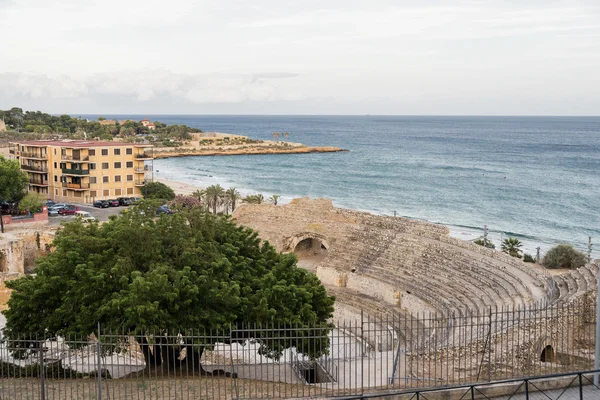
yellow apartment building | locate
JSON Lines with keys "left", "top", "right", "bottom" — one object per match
{"left": 8, "top": 140, "right": 153, "bottom": 203}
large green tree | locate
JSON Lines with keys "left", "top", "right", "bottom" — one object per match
{"left": 0, "top": 155, "right": 29, "bottom": 233}
{"left": 4, "top": 204, "right": 334, "bottom": 368}
{"left": 205, "top": 184, "right": 225, "bottom": 214}
{"left": 141, "top": 181, "right": 176, "bottom": 200}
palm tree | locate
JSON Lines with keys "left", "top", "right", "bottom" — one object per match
{"left": 225, "top": 187, "right": 241, "bottom": 213}
{"left": 205, "top": 184, "right": 225, "bottom": 214}
{"left": 242, "top": 194, "right": 265, "bottom": 204}
{"left": 502, "top": 237, "right": 523, "bottom": 258}
{"left": 268, "top": 194, "right": 280, "bottom": 205}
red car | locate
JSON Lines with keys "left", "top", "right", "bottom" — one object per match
{"left": 58, "top": 205, "right": 80, "bottom": 215}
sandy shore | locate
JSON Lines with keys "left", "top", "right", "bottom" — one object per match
{"left": 156, "top": 178, "right": 204, "bottom": 195}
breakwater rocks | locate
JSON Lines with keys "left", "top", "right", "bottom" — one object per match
{"left": 153, "top": 146, "right": 348, "bottom": 159}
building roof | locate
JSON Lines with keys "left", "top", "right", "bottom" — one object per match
{"left": 10, "top": 140, "right": 152, "bottom": 148}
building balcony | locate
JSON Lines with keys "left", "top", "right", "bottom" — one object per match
{"left": 29, "top": 179, "right": 48, "bottom": 186}
{"left": 62, "top": 182, "right": 90, "bottom": 190}
{"left": 135, "top": 180, "right": 147, "bottom": 186}
{"left": 135, "top": 153, "right": 152, "bottom": 159}
{"left": 134, "top": 168, "right": 145, "bottom": 173}
{"left": 9, "top": 149, "right": 16, "bottom": 155}
{"left": 61, "top": 155, "right": 90, "bottom": 162}
{"left": 21, "top": 164, "right": 48, "bottom": 173}
{"left": 61, "top": 168, "right": 90, "bottom": 175}
{"left": 21, "top": 152, "right": 48, "bottom": 160}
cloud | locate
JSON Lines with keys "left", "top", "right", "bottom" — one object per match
{"left": 0, "top": 70, "right": 304, "bottom": 105}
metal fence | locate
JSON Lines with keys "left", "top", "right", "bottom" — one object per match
{"left": 0, "top": 297, "right": 596, "bottom": 399}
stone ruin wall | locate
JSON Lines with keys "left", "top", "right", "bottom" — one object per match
{"left": 0, "top": 230, "right": 54, "bottom": 277}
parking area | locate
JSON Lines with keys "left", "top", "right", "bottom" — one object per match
{"left": 48, "top": 204, "right": 125, "bottom": 226}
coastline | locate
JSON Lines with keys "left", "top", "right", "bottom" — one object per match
{"left": 153, "top": 146, "right": 348, "bottom": 159}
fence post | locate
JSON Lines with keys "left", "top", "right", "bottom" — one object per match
{"left": 97, "top": 323, "right": 102, "bottom": 400}
{"left": 39, "top": 345, "right": 46, "bottom": 400}
{"left": 579, "top": 373, "right": 583, "bottom": 399}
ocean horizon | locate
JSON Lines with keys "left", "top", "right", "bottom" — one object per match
{"left": 81, "top": 114, "right": 600, "bottom": 258}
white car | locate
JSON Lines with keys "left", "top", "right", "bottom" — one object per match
{"left": 74, "top": 211, "right": 97, "bottom": 223}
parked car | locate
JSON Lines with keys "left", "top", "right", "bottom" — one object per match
{"left": 117, "top": 197, "right": 131, "bottom": 206}
{"left": 93, "top": 200, "right": 109, "bottom": 208}
{"left": 129, "top": 197, "right": 142, "bottom": 204}
{"left": 48, "top": 204, "right": 68, "bottom": 215}
{"left": 156, "top": 205, "right": 173, "bottom": 215}
{"left": 58, "top": 205, "right": 80, "bottom": 215}
{"left": 107, "top": 199, "right": 120, "bottom": 207}
{"left": 46, "top": 199, "right": 56, "bottom": 207}
{"left": 74, "top": 211, "right": 97, "bottom": 223}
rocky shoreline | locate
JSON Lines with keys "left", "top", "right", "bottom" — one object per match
{"left": 153, "top": 146, "right": 348, "bottom": 159}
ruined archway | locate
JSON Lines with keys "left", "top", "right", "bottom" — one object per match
{"left": 284, "top": 233, "right": 330, "bottom": 271}
{"left": 540, "top": 345, "right": 555, "bottom": 363}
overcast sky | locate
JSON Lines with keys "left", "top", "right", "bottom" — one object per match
{"left": 1, "top": 0, "right": 599, "bottom": 115}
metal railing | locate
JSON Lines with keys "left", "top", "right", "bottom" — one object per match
{"left": 135, "top": 153, "right": 152, "bottom": 159}
{"left": 21, "top": 164, "right": 48, "bottom": 173}
{"left": 135, "top": 180, "right": 147, "bottom": 185}
{"left": 61, "top": 168, "right": 90, "bottom": 175}
{"left": 28, "top": 179, "right": 48, "bottom": 186}
{"left": 20, "top": 152, "right": 48, "bottom": 159}
{"left": 62, "top": 182, "right": 91, "bottom": 189}
{"left": 0, "top": 297, "right": 596, "bottom": 399}
{"left": 61, "top": 155, "right": 90, "bottom": 161}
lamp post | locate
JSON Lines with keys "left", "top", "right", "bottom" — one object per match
{"left": 595, "top": 260, "right": 600, "bottom": 387}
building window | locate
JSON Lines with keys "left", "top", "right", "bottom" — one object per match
{"left": 89, "top": 149, "right": 96, "bottom": 156}
{"left": 114, "top": 162, "right": 121, "bottom": 169}
{"left": 127, "top": 187, "right": 134, "bottom": 195}
{"left": 103, "top": 176, "right": 109, "bottom": 183}
{"left": 55, "top": 189, "right": 58, "bottom": 195}
{"left": 63, "top": 190, "right": 68, "bottom": 196}
{"left": 90, "top": 190, "right": 97, "bottom": 197}
{"left": 126, "top": 161, "right": 133, "bottom": 168}
{"left": 60, "top": 162, "right": 66, "bottom": 169}
{"left": 115, "top": 189, "right": 122, "bottom": 196}
{"left": 90, "top": 177, "right": 97, "bottom": 184}
{"left": 115, "top": 175, "right": 122, "bottom": 182}
{"left": 74, "top": 191, "right": 82, "bottom": 198}
{"left": 103, "top": 189, "right": 110, "bottom": 196}
{"left": 102, "top": 162, "right": 109, "bottom": 169}
{"left": 53, "top": 149, "right": 57, "bottom": 155}
{"left": 126, "top": 148, "right": 133, "bottom": 155}
{"left": 54, "top": 175, "right": 57, "bottom": 182}
{"left": 89, "top": 163, "right": 96, "bottom": 170}
{"left": 54, "top": 162, "right": 57, "bottom": 168}
{"left": 126, "top": 175, "right": 133, "bottom": 181}
{"left": 114, "top": 149, "right": 121, "bottom": 156}
{"left": 101, "top": 149, "right": 108, "bottom": 156}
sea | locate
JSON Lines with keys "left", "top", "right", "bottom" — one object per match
{"left": 85, "top": 115, "right": 600, "bottom": 258}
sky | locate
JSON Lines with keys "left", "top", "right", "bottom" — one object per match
{"left": 1, "top": 0, "right": 599, "bottom": 115}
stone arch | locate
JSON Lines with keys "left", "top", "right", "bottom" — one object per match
{"left": 540, "top": 344, "right": 555, "bottom": 363}
{"left": 284, "top": 232, "right": 330, "bottom": 258}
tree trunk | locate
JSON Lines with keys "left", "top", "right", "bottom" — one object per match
{"left": 0, "top": 209, "right": 4, "bottom": 234}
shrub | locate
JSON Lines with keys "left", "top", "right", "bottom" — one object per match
{"left": 18, "top": 192, "right": 45, "bottom": 214}
{"left": 474, "top": 237, "right": 495, "bottom": 249}
{"left": 523, "top": 253, "right": 536, "bottom": 263}
{"left": 542, "top": 244, "right": 587, "bottom": 269}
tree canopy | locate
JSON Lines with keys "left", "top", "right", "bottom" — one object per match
{"left": 0, "top": 155, "right": 28, "bottom": 203}
{"left": 141, "top": 181, "right": 176, "bottom": 201}
{"left": 3, "top": 203, "right": 335, "bottom": 359}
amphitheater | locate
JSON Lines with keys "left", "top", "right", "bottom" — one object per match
{"left": 233, "top": 197, "right": 599, "bottom": 387}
